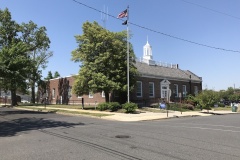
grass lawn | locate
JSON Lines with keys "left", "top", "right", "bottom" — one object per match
{"left": 15, "top": 105, "right": 113, "bottom": 117}
{"left": 212, "top": 106, "right": 232, "bottom": 111}
{"left": 19, "top": 103, "right": 97, "bottom": 109}
{"left": 139, "top": 106, "right": 233, "bottom": 113}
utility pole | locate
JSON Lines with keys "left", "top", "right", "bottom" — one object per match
{"left": 101, "top": 5, "right": 108, "bottom": 29}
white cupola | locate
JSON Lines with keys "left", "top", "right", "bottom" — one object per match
{"left": 143, "top": 38, "right": 153, "bottom": 60}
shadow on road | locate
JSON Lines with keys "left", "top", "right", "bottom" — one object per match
{"left": 0, "top": 110, "right": 49, "bottom": 116}
{"left": 0, "top": 117, "right": 84, "bottom": 137}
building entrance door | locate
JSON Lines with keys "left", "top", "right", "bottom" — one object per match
{"left": 161, "top": 87, "right": 168, "bottom": 99}
{"left": 160, "top": 79, "right": 171, "bottom": 102}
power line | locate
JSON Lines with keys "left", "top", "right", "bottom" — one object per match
{"left": 180, "top": 0, "right": 240, "bottom": 21}
{"left": 71, "top": 0, "right": 240, "bottom": 53}
{"left": 129, "top": 22, "right": 240, "bottom": 53}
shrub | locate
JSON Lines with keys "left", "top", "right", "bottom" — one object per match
{"left": 168, "top": 103, "right": 178, "bottom": 110}
{"left": 97, "top": 102, "right": 109, "bottom": 111}
{"left": 182, "top": 103, "right": 194, "bottom": 110}
{"left": 153, "top": 104, "right": 159, "bottom": 108}
{"left": 122, "top": 102, "right": 138, "bottom": 113}
{"left": 218, "top": 103, "right": 225, "bottom": 108}
{"left": 108, "top": 102, "right": 121, "bottom": 112}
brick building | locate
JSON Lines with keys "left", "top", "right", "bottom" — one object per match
{"left": 42, "top": 40, "right": 202, "bottom": 106}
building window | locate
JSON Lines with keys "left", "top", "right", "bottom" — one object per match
{"left": 136, "top": 81, "right": 142, "bottom": 97}
{"left": 89, "top": 92, "right": 93, "bottom": 98}
{"left": 46, "top": 90, "right": 48, "bottom": 97}
{"left": 68, "top": 86, "right": 72, "bottom": 98}
{"left": 102, "top": 91, "right": 105, "bottom": 98}
{"left": 162, "top": 86, "right": 167, "bottom": 90}
{"left": 182, "top": 85, "right": 187, "bottom": 97}
{"left": 173, "top": 84, "right": 178, "bottom": 97}
{"left": 194, "top": 86, "right": 198, "bottom": 95}
{"left": 149, "top": 82, "right": 154, "bottom": 97}
{"left": 52, "top": 88, "right": 55, "bottom": 99}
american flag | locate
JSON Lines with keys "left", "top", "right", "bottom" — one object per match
{"left": 117, "top": 9, "right": 127, "bottom": 18}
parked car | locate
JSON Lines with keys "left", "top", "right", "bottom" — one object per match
{"left": 223, "top": 100, "right": 230, "bottom": 106}
{"left": 21, "top": 100, "right": 30, "bottom": 103}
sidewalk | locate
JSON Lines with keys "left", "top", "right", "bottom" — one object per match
{"left": 15, "top": 106, "right": 239, "bottom": 122}
{"left": 101, "top": 109, "right": 238, "bottom": 121}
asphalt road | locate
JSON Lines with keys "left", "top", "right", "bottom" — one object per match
{"left": 1, "top": 107, "right": 240, "bottom": 160}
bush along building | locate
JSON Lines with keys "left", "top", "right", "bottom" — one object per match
{"left": 41, "top": 40, "right": 202, "bottom": 106}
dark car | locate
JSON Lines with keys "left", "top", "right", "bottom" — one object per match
{"left": 224, "top": 101, "right": 230, "bottom": 106}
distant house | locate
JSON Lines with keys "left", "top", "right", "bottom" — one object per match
{"left": 0, "top": 91, "right": 30, "bottom": 104}
{"left": 0, "top": 91, "right": 11, "bottom": 104}
{"left": 43, "top": 40, "right": 202, "bottom": 106}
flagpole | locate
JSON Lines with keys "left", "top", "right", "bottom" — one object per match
{"left": 127, "top": 6, "right": 130, "bottom": 103}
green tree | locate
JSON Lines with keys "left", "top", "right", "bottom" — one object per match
{"left": 0, "top": 8, "right": 52, "bottom": 105}
{"left": 196, "top": 89, "right": 220, "bottom": 110}
{"left": 0, "top": 8, "right": 31, "bottom": 106}
{"left": 71, "top": 21, "right": 137, "bottom": 102}
{"left": 218, "top": 87, "right": 240, "bottom": 104}
{"left": 229, "top": 94, "right": 240, "bottom": 102}
{"left": 45, "top": 71, "right": 53, "bottom": 80}
{"left": 20, "top": 21, "right": 52, "bottom": 103}
{"left": 53, "top": 71, "right": 60, "bottom": 78}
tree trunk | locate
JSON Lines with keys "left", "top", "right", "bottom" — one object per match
{"left": 31, "top": 82, "right": 35, "bottom": 104}
{"left": 11, "top": 89, "right": 18, "bottom": 106}
{"left": 105, "top": 91, "right": 110, "bottom": 102}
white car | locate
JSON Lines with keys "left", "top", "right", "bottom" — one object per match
{"left": 21, "top": 100, "right": 30, "bottom": 103}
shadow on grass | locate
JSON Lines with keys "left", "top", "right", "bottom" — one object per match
{"left": 0, "top": 118, "right": 84, "bottom": 137}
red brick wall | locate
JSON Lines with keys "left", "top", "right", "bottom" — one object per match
{"left": 46, "top": 76, "right": 202, "bottom": 106}
{"left": 48, "top": 77, "right": 106, "bottom": 105}
{"left": 130, "top": 76, "right": 202, "bottom": 106}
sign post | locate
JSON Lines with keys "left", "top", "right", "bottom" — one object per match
{"left": 179, "top": 93, "right": 182, "bottom": 114}
{"left": 82, "top": 98, "right": 84, "bottom": 109}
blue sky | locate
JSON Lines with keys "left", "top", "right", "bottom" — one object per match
{"left": 1, "top": 0, "right": 240, "bottom": 91}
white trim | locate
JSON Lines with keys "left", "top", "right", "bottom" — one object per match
{"left": 149, "top": 82, "right": 154, "bottom": 97}
{"left": 136, "top": 81, "right": 142, "bottom": 97}
{"left": 52, "top": 88, "right": 55, "bottom": 99}
{"left": 101, "top": 91, "right": 105, "bottom": 98}
{"left": 182, "top": 85, "right": 187, "bottom": 97}
{"left": 194, "top": 86, "right": 198, "bottom": 95}
{"left": 89, "top": 92, "right": 93, "bottom": 98}
{"left": 140, "top": 74, "right": 202, "bottom": 83}
{"left": 160, "top": 79, "right": 170, "bottom": 101}
{"left": 174, "top": 84, "right": 178, "bottom": 97}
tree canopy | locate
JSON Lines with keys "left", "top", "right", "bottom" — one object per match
{"left": 196, "top": 89, "right": 220, "bottom": 110}
{"left": 0, "top": 8, "right": 51, "bottom": 105}
{"left": 45, "top": 71, "right": 53, "bottom": 80}
{"left": 20, "top": 20, "right": 52, "bottom": 103}
{"left": 71, "top": 21, "right": 137, "bottom": 102}
{"left": 54, "top": 71, "right": 60, "bottom": 78}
